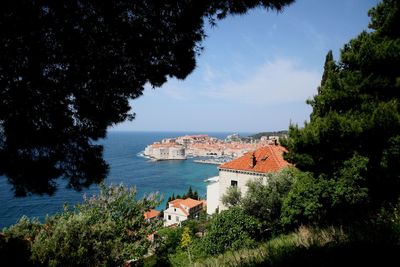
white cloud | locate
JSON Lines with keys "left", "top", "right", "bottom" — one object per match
{"left": 201, "top": 58, "right": 321, "bottom": 106}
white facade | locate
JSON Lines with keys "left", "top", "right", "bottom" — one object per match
{"left": 206, "top": 145, "right": 290, "bottom": 215}
{"left": 217, "top": 168, "right": 266, "bottom": 211}
{"left": 144, "top": 145, "right": 186, "bottom": 160}
{"left": 163, "top": 198, "right": 203, "bottom": 226}
{"left": 164, "top": 206, "right": 190, "bottom": 226}
{"left": 206, "top": 176, "right": 220, "bottom": 215}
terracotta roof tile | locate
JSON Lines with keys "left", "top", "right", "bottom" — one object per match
{"left": 144, "top": 209, "right": 160, "bottom": 220}
{"left": 219, "top": 145, "right": 290, "bottom": 173}
{"left": 168, "top": 198, "right": 203, "bottom": 216}
{"left": 179, "top": 198, "right": 203, "bottom": 208}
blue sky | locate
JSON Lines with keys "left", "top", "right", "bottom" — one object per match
{"left": 111, "top": 0, "right": 378, "bottom": 133}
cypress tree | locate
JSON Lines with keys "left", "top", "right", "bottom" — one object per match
{"left": 187, "top": 186, "right": 194, "bottom": 199}
{"left": 283, "top": 0, "right": 400, "bottom": 225}
{"left": 193, "top": 190, "right": 199, "bottom": 200}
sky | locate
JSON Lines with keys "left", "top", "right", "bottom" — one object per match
{"left": 111, "top": 0, "right": 379, "bottom": 133}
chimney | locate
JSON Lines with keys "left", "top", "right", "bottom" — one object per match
{"left": 250, "top": 153, "right": 256, "bottom": 168}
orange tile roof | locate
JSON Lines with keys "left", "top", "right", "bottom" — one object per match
{"left": 144, "top": 209, "right": 160, "bottom": 220}
{"left": 169, "top": 198, "right": 203, "bottom": 216}
{"left": 180, "top": 198, "right": 203, "bottom": 208}
{"left": 219, "top": 145, "right": 290, "bottom": 173}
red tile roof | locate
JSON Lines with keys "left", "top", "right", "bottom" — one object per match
{"left": 144, "top": 209, "right": 160, "bottom": 220}
{"left": 219, "top": 145, "right": 290, "bottom": 173}
{"left": 169, "top": 198, "right": 203, "bottom": 216}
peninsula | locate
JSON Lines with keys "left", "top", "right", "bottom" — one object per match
{"left": 143, "top": 133, "right": 282, "bottom": 161}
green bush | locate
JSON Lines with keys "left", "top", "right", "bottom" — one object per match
{"left": 200, "top": 206, "right": 260, "bottom": 256}
{"left": 0, "top": 216, "right": 42, "bottom": 266}
{"left": 194, "top": 226, "right": 400, "bottom": 267}
{"left": 241, "top": 167, "right": 297, "bottom": 234}
{"left": 1, "top": 184, "right": 161, "bottom": 267}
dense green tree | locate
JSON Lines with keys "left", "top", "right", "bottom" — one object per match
{"left": 187, "top": 186, "right": 194, "bottom": 199}
{"left": 283, "top": 0, "right": 400, "bottom": 225}
{"left": 221, "top": 185, "right": 242, "bottom": 207}
{"left": 241, "top": 168, "right": 296, "bottom": 233}
{"left": 155, "top": 226, "right": 184, "bottom": 266}
{"left": 193, "top": 190, "right": 199, "bottom": 200}
{"left": 1, "top": 184, "right": 161, "bottom": 267}
{"left": 201, "top": 206, "right": 260, "bottom": 255}
{"left": 0, "top": 216, "right": 42, "bottom": 266}
{"left": 0, "top": 0, "right": 294, "bottom": 196}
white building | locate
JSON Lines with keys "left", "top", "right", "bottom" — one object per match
{"left": 164, "top": 198, "right": 204, "bottom": 226}
{"left": 205, "top": 176, "right": 220, "bottom": 215}
{"left": 144, "top": 144, "right": 186, "bottom": 160}
{"left": 207, "top": 145, "right": 290, "bottom": 213}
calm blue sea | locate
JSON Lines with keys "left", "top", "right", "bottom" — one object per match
{"left": 0, "top": 131, "right": 248, "bottom": 229}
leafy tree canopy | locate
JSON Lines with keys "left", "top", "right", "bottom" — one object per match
{"left": 1, "top": 184, "right": 161, "bottom": 266}
{"left": 241, "top": 167, "right": 296, "bottom": 233}
{"left": 221, "top": 185, "right": 242, "bottom": 207}
{"left": 0, "top": 0, "right": 294, "bottom": 196}
{"left": 283, "top": 0, "right": 400, "bottom": 225}
{"left": 201, "top": 206, "right": 260, "bottom": 255}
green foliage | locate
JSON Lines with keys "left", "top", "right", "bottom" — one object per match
{"left": 168, "top": 234, "right": 211, "bottom": 267}
{"left": 281, "top": 172, "right": 327, "bottom": 227}
{"left": 180, "top": 227, "right": 193, "bottom": 264}
{"left": 180, "top": 227, "right": 192, "bottom": 249}
{"left": 155, "top": 227, "right": 185, "bottom": 265}
{"left": 155, "top": 208, "right": 210, "bottom": 265}
{"left": 194, "top": 226, "right": 400, "bottom": 267}
{"left": 166, "top": 186, "right": 201, "bottom": 209}
{"left": 241, "top": 168, "right": 296, "bottom": 233}
{"left": 181, "top": 210, "right": 209, "bottom": 236}
{"left": 31, "top": 184, "right": 161, "bottom": 266}
{"left": 371, "top": 200, "right": 400, "bottom": 244}
{"left": 0, "top": 216, "right": 43, "bottom": 266}
{"left": 281, "top": 156, "right": 370, "bottom": 227}
{"left": 221, "top": 186, "right": 242, "bottom": 207}
{"left": 184, "top": 186, "right": 199, "bottom": 200}
{"left": 200, "top": 206, "right": 260, "bottom": 256}
{"left": 157, "top": 224, "right": 208, "bottom": 266}
{"left": 1, "top": 184, "right": 161, "bottom": 267}
{"left": 283, "top": 0, "right": 400, "bottom": 225}
{"left": 194, "top": 226, "right": 347, "bottom": 266}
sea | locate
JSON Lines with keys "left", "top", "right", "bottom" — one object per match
{"left": 0, "top": 131, "right": 249, "bottom": 229}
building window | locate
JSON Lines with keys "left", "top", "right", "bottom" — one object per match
{"left": 168, "top": 215, "right": 171, "bottom": 220}
{"left": 231, "top": 180, "right": 238, "bottom": 187}
{"left": 176, "top": 216, "right": 179, "bottom": 222}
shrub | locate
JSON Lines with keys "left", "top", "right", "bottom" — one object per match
{"left": 200, "top": 206, "right": 260, "bottom": 256}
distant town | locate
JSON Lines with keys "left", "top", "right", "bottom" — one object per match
{"left": 143, "top": 132, "right": 288, "bottom": 163}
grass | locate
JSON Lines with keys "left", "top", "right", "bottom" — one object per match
{"left": 192, "top": 226, "right": 399, "bottom": 267}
